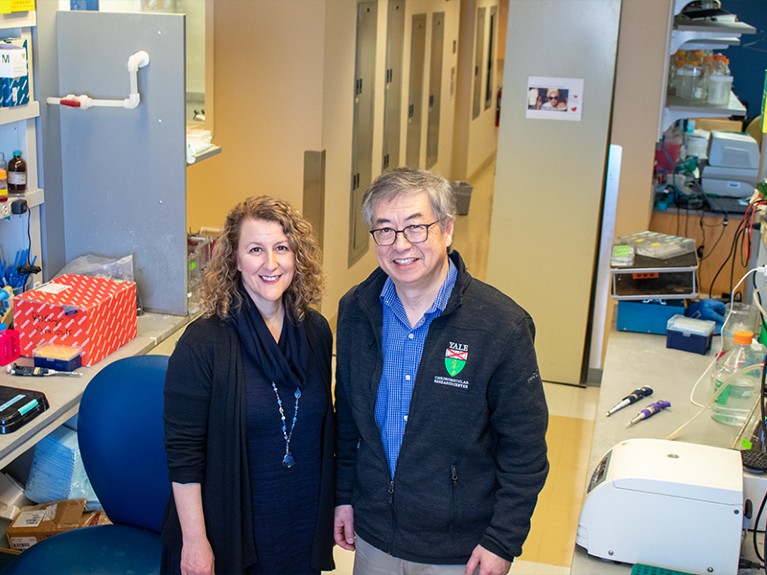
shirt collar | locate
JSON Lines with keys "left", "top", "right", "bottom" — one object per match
{"left": 380, "top": 257, "right": 458, "bottom": 320}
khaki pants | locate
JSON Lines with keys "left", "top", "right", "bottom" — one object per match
{"left": 353, "top": 536, "right": 479, "bottom": 575}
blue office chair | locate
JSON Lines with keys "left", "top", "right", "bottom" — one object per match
{"left": 1, "top": 354, "right": 171, "bottom": 575}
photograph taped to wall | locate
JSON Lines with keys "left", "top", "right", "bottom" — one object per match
{"left": 526, "top": 76, "right": 583, "bottom": 122}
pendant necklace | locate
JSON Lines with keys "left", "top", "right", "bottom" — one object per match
{"left": 271, "top": 382, "right": 301, "bottom": 468}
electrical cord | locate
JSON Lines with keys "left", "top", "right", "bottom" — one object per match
{"left": 755, "top": 285, "right": 767, "bottom": 340}
{"left": 708, "top": 216, "right": 747, "bottom": 299}
{"left": 753, "top": 485, "right": 767, "bottom": 564}
{"left": 19, "top": 206, "right": 39, "bottom": 280}
{"left": 698, "top": 211, "right": 727, "bottom": 262}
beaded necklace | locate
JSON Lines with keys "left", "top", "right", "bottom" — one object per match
{"left": 271, "top": 382, "right": 301, "bottom": 468}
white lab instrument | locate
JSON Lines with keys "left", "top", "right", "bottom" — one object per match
{"left": 702, "top": 131, "right": 760, "bottom": 197}
{"left": 576, "top": 438, "right": 743, "bottom": 575}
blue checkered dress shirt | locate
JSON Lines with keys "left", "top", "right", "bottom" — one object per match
{"left": 375, "top": 260, "right": 458, "bottom": 478}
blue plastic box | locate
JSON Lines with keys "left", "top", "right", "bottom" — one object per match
{"left": 616, "top": 300, "right": 685, "bottom": 334}
{"left": 665, "top": 315, "right": 715, "bottom": 355}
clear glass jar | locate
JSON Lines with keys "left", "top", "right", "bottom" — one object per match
{"left": 675, "top": 64, "right": 706, "bottom": 101}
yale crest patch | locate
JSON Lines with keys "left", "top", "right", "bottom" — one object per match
{"left": 444, "top": 342, "right": 468, "bottom": 377}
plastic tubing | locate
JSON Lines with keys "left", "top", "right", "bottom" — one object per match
{"left": 46, "top": 51, "right": 150, "bottom": 110}
{"left": 666, "top": 362, "right": 764, "bottom": 441}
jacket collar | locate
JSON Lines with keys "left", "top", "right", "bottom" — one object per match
{"left": 353, "top": 250, "right": 471, "bottom": 319}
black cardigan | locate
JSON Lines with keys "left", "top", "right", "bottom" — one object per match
{"left": 162, "top": 309, "right": 335, "bottom": 574}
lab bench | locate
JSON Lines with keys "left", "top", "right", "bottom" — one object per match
{"left": 570, "top": 329, "right": 758, "bottom": 574}
{"left": 0, "top": 312, "right": 188, "bottom": 471}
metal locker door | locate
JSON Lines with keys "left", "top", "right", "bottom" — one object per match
{"left": 382, "top": 0, "right": 405, "bottom": 172}
{"left": 472, "top": 7, "right": 485, "bottom": 120}
{"left": 425, "top": 11, "right": 444, "bottom": 169}
{"left": 405, "top": 13, "right": 426, "bottom": 168}
{"left": 484, "top": 6, "right": 497, "bottom": 111}
{"left": 349, "top": 1, "right": 377, "bottom": 266}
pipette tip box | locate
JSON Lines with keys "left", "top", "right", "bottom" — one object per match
{"left": 666, "top": 315, "right": 715, "bottom": 355}
{"left": 33, "top": 344, "right": 81, "bottom": 372}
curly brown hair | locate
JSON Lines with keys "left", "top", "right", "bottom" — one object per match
{"left": 198, "top": 196, "right": 324, "bottom": 322}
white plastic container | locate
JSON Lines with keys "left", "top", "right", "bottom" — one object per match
{"left": 707, "top": 74, "right": 733, "bottom": 106}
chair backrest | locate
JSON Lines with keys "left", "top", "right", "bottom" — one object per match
{"left": 77, "top": 354, "right": 170, "bottom": 534}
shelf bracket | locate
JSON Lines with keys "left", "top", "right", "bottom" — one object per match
{"left": 46, "top": 51, "right": 150, "bottom": 110}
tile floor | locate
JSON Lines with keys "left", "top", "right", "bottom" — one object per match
{"left": 325, "top": 160, "right": 601, "bottom": 574}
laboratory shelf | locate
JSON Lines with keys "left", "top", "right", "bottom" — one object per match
{"left": 662, "top": 91, "right": 746, "bottom": 132}
{"left": 188, "top": 144, "right": 221, "bottom": 165}
{"left": 673, "top": 18, "right": 756, "bottom": 36}
{"left": 19, "top": 187, "right": 43, "bottom": 209}
{"left": 0, "top": 101, "right": 39, "bottom": 126}
{"left": 0, "top": 10, "right": 35, "bottom": 30}
{"left": 669, "top": 13, "right": 756, "bottom": 59}
{"left": 660, "top": 2, "right": 756, "bottom": 135}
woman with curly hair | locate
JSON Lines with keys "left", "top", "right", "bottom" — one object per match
{"left": 162, "top": 196, "right": 335, "bottom": 575}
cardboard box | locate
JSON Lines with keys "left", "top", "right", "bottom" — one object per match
{"left": 0, "top": 38, "right": 27, "bottom": 107}
{"left": 15, "top": 274, "right": 137, "bottom": 366}
{"left": 6, "top": 499, "right": 110, "bottom": 551}
{"left": 0, "top": 42, "right": 25, "bottom": 78}
{"left": 0, "top": 472, "right": 30, "bottom": 521}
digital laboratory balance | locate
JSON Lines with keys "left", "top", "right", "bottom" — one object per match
{"left": 576, "top": 438, "right": 743, "bottom": 575}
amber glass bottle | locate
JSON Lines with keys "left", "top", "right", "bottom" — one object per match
{"left": 7, "top": 150, "right": 26, "bottom": 194}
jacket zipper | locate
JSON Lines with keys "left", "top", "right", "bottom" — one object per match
{"left": 387, "top": 479, "right": 396, "bottom": 553}
{"left": 450, "top": 465, "right": 458, "bottom": 533}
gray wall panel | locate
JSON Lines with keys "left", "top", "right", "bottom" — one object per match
{"left": 488, "top": 0, "right": 621, "bottom": 385}
{"left": 56, "top": 11, "right": 187, "bottom": 315}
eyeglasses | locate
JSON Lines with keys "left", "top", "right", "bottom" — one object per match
{"left": 370, "top": 221, "right": 440, "bottom": 246}
{"left": 547, "top": 96, "right": 558, "bottom": 100}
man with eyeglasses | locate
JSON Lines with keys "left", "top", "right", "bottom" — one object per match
{"left": 334, "top": 168, "right": 549, "bottom": 575}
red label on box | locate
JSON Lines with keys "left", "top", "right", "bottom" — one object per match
{"left": 14, "top": 275, "right": 137, "bottom": 366}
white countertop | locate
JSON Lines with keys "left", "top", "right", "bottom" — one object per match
{"left": 571, "top": 330, "right": 752, "bottom": 573}
{"left": 0, "top": 312, "right": 188, "bottom": 470}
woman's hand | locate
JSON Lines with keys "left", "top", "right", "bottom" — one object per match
{"left": 180, "top": 536, "right": 215, "bottom": 575}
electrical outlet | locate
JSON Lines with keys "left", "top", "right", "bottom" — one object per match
{"left": 0, "top": 202, "right": 11, "bottom": 218}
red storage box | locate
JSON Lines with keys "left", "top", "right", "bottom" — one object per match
{"left": 14, "top": 274, "right": 137, "bottom": 366}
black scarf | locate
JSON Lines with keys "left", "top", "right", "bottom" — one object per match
{"left": 229, "top": 281, "right": 309, "bottom": 389}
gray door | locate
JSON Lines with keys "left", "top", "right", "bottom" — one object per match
{"left": 484, "top": 6, "right": 497, "bottom": 111}
{"left": 472, "top": 7, "right": 485, "bottom": 120}
{"left": 405, "top": 13, "right": 426, "bottom": 168}
{"left": 425, "top": 12, "right": 444, "bottom": 169}
{"left": 382, "top": 0, "right": 405, "bottom": 172}
{"left": 349, "top": 1, "right": 377, "bottom": 266}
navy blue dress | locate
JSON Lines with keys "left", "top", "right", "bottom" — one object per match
{"left": 244, "top": 328, "right": 325, "bottom": 575}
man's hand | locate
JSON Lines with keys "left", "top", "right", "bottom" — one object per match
{"left": 334, "top": 504, "right": 356, "bottom": 551}
{"left": 464, "top": 544, "right": 511, "bottom": 575}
